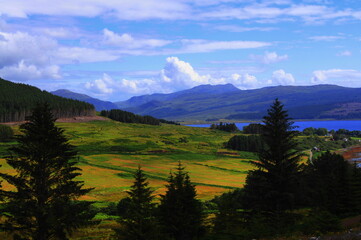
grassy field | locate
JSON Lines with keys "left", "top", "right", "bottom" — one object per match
{"left": 0, "top": 119, "right": 254, "bottom": 203}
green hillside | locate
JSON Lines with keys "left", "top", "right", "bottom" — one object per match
{"left": 0, "top": 78, "right": 95, "bottom": 122}
{"left": 0, "top": 119, "right": 252, "bottom": 202}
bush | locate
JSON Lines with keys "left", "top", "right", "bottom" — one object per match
{"left": 0, "top": 124, "right": 13, "bottom": 142}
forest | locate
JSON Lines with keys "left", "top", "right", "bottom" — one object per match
{"left": 100, "top": 109, "right": 179, "bottom": 125}
{"left": 0, "top": 78, "right": 95, "bottom": 122}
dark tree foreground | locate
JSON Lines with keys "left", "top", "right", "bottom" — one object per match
{"left": 159, "top": 162, "right": 204, "bottom": 240}
{"left": 114, "top": 166, "right": 159, "bottom": 240}
{"left": 243, "top": 99, "right": 301, "bottom": 229}
{"left": 0, "top": 104, "right": 95, "bottom": 240}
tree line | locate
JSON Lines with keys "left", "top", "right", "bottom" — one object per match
{"left": 210, "top": 122, "right": 239, "bottom": 132}
{"left": 0, "top": 100, "right": 360, "bottom": 239}
{"left": 0, "top": 78, "right": 95, "bottom": 123}
{"left": 100, "top": 109, "right": 179, "bottom": 126}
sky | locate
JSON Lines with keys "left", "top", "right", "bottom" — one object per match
{"left": 0, "top": 0, "right": 360, "bottom": 101}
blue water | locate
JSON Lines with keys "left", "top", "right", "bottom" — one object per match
{"left": 187, "top": 120, "right": 361, "bottom": 131}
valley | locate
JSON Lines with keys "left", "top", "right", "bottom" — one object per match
{"left": 0, "top": 119, "right": 253, "bottom": 202}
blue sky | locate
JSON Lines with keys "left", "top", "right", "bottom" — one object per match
{"left": 0, "top": 0, "right": 360, "bottom": 101}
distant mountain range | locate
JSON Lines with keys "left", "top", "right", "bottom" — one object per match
{"left": 51, "top": 89, "right": 118, "bottom": 111}
{"left": 53, "top": 84, "right": 361, "bottom": 121}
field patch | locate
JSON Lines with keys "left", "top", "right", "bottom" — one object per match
{"left": 0, "top": 120, "right": 254, "bottom": 203}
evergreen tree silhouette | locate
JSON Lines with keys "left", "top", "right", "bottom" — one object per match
{"left": 0, "top": 103, "right": 95, "bottom": 240}
{"left": 243, "top": 99, "right": 301, "bottom": 230}
{"left": 114, "top": 166, "right": 159, "bottom": 240}
{"left": 158, "top": 161, "right": 204, "bottom": 240}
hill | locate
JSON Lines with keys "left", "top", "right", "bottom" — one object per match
{"left": 115, "top": 83, "right": 240, "bottom": 109}
{"left": 117, "top": 84, "right": 361, "bottom": 121}
{"left": 0, "top": 78, "right": 95, "bottom": 122}
{"left": 52, "top": 89, "right": 119, "bottom": 111}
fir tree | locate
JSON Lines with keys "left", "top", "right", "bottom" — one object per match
{"left": 242, "top": 99, "right": 301, "bottom": 228}
{"left": 0, "top": 103, "right": 95, "bottom": 240}
{"left": 158, "top": 162, "right": 204, "bottom": 240}
{"left": 114, "top": 166, "right": 159, "bottom": 240}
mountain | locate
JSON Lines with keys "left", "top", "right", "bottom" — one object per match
{"left": 0, "top": 78, "right": 95, "bottom": 123}
{"left": 116, "top": 84, "right": 361, "bottom": 121}
{"left": 115, "top": 83, "right": 240, "bottom": 109}
{"left": 51, "top": 89, "right": 119, "bottom": 111}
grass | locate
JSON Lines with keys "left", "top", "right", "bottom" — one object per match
{"left": 0, "top": 120, "right": 253, "bottom": 202}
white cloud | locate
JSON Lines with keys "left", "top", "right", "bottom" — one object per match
{"left": 0, "top": 30, "right": 119, "bottom": 81}
{"left": 0, "top": 60, "right": 60, "bottom": 81}
{"left": 85, "top": 73, "right": 115, "bottom": 94}
{"left": 311, "top": 69, "right": 361, "bottom": 84}
{"left": 160, "top": 56, "right": 211, "bottom": 88}
{"left": 230, "top": 73, "right": 258, "bottom": 88}
{"left": 160, "top": 57, "right": 259, "bottom": 89}
{"left": 0, "top": 0, "right": 191, "bottom": 20}
{"left": 181, "top": 40, "right": 271, "bottom": 53}
{"left": 1, "top": 0, "right": 361, "bottom": 24}
{"left": 337, "top": 50, "right": 352, "bottom": 56}
{"left": 85, "top": 73, "right": 162, "bottom": 96}
{"left": 102, "top": 29, "right": 171, "bottom": 49}
{"left": 270, "top": 69, "right": 295, "bottom": 85}
{"left": 85, "top": 57, "right": 261, "bottom": 96}
{"left": 214, "top": 25, "right": 277, "bottom": 32}
{"left": 309, "top": 35, "right": 344, "bottom": 41}
{"left": 55, "top": 47, "right": 118, "bottom": 64}
{"left": 251, "top": 51, "right": 288, "bottom": 64}
{"left": 34, "top": 27, "right": 82, "bottom": 39}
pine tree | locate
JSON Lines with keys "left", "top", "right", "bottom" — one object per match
{"left": 0, "top": 103, "right": 95, "bottom": 240}
{"left": 158, "top": 162, "right": 204, "bottom": 240}
{"left": 243, "top": 99, "right": 301, "bottom": 225}
{"left": 114, "top": 166, "right": 159, "bottom": 240}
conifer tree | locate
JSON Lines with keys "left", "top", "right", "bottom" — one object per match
{"left": 243, "top": 99, "right": 301, "bottom": 222}
{"left": 0, "top": 103, "right": 95, "bottom": 240}
{"left": 114, "top": 166, "right": 159, "bottom": 240}
{"left": 158, "top": 162, "right": 204, "bottom": 240}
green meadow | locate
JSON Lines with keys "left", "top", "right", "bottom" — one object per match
{"left": 0, "top": 119, "right": 254, "bottom": 203}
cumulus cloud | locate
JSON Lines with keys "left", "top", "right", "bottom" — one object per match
{"left": 230, "top": 73, "right": 258, "bottom": 88}
{"left": 251, "top": 51, "right": 288, "bottom": 64}
{"left": 0, "top": 60, "right": 60, "bottom": 81}
{"left": 102, "top": 29, "right": 171, "bottom": 49}
{"left": 85, "top": 73, "right": 115, "bottom": 94}
{"left": 85, "top": 57, "right": 261, "bottom": 96}
{"left": 311, "top": 69, "right": 361, "bottom": 84}
{"left": 85, "top": 73, "right": 162, "bottom": 96}
{"left": 250, "top": 52, "right": 288, "bottom": 64}
{"left": 160, "top": 57, "right": 211, "bottom": 88}
{"left": 0, "top": 30, "right": 118, "bottom": 81}
{"left": 270, "top": 69, "right": 295, "bottom": 85}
